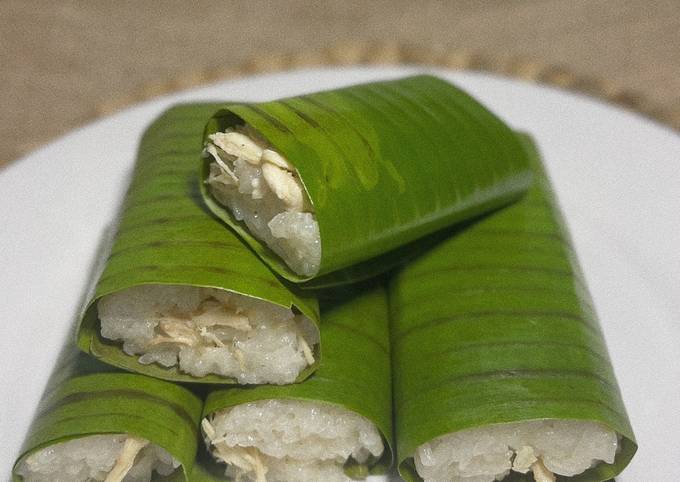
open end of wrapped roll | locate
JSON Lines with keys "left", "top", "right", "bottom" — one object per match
{"left": 202, "top": 399, "right": 385, "bottom": 481}
{"left": 203, "top": 125, "right": 321, "bottom": 278}
{"left": 410, "top": 420, "right": 619, "bottom": 482}
{"left": 96, "top": 285, "right": 319, "bottom": 385}
{"left": 14, "top": 434, "right": 181, "bottom": 482}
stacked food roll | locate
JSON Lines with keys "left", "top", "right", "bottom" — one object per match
{"left": 12, "top": 349, "right": 202, "bottom": 482}
{"left": 200, "top": 75, "right": 533, "bottom": 285}
{"left": 77, "top": 104, "right": 321, "bottom": 386}
{"left": 201, "top": 285, "right": 392, "bottom": 481}
{"left": 390, "top": 137, "right": 637, "bottom": 482}
{"left": 13, "top": 75, "right": 636, "bottom": 482}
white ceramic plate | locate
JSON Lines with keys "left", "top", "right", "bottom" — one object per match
{"left": 1, "top": 67, "right": 679, "bottom": 481}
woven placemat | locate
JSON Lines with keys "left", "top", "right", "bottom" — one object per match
{"left": 93, "top": 43, "right": 680, "bottom": 133}
{"left": 4, "top": 43, "right": 678, "bottom": 166}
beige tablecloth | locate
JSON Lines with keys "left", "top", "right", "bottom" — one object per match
{"left": 2, "top": 0, "right": 679, "bottom": 165}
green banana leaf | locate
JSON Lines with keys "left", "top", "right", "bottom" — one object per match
{"left": 12, "top": 348, "right": 203, "bottom": 481}
{"left": 203, "top": 284, "right": 393, "bottom": 477}
{"left": 390, "top": 135, "right": 636, "bottom": 481}
{"left": 185, "top": 456, "right": 225, "bottom": 482}
{"left": 200, "top": 74, "right": 533, "bottom": 285}
{"left": 77, "top": 104, "right": 320, "bottom": 383}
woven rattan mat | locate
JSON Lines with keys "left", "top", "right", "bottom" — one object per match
{"left": 10, "top": 43, "right": 680, "bottom": 165}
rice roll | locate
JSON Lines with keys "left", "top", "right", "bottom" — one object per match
{"left": 205, "top": 126, "right": 319, "bottom": 277}
{"left": 201, "top": 75, "right": 533, "bottom": 284}
{"left": 13, "top": 350, "right": 202, "bottom": 482}
{"left": 201, "top": 285, "right": 393, "bottom": 481}
{"left": 77, "top": 104, "right": 320, "bottom": 384}
{"left": 389, "top": 136, "right": 636, "bottom": 482}
{"left": 15, "top": 435, "right": 179, "bottom": 482}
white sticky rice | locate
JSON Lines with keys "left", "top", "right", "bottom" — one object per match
{"left": 15, "top": 434, "right": 179, "bottom": 482}
{"left": 98, "top": 285, "right": 318, "bottom": 384}
{"left": 204, "top": 126, "right": 321, "bottom": 277}
{"left": 414, "top": 420, "right": 619, "bottom": 482}
{"left": 202, "top": 399, "right": 384, "bottom": 482}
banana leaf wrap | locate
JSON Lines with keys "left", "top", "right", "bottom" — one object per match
{"left": 12, "top": 349, "right": 203, "bottom": 482}
{"left": 202, "top": 284, "right": 393, "bottom": 477}
{"left": 77, "top": 104, "right": 321, "bottom": 383}
{"left": 200, "top": 74, "right": 533, "bottom": 285}
{"left": 185, "top": 454, "right": 226, "bottom": 482}
{"left": 390, "top": 135, "right": 636, "bottom": 481}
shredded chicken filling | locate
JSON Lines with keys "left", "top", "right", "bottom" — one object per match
{"left": 201, "top": 400, "right": 384, "bottom": 482}
{"left": 414, "top": 420, "right": 618, "bottom": 482}
{"left": 140, "top": 296, "right": 314, "bottom": 368}
{"left": 204, "top": 126, "right": 321, "bottom": 277}
{"left": 104, "top": 436, "right": 149, "bottom": 482}
{"left": 99, "top": 286, "right": 318, "bottom": 384}
{"left": 530, "top": 458, "right": 556, "bottom": 482}
{"left": 203, "top": 419, "right": 268, "bottom": 482}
